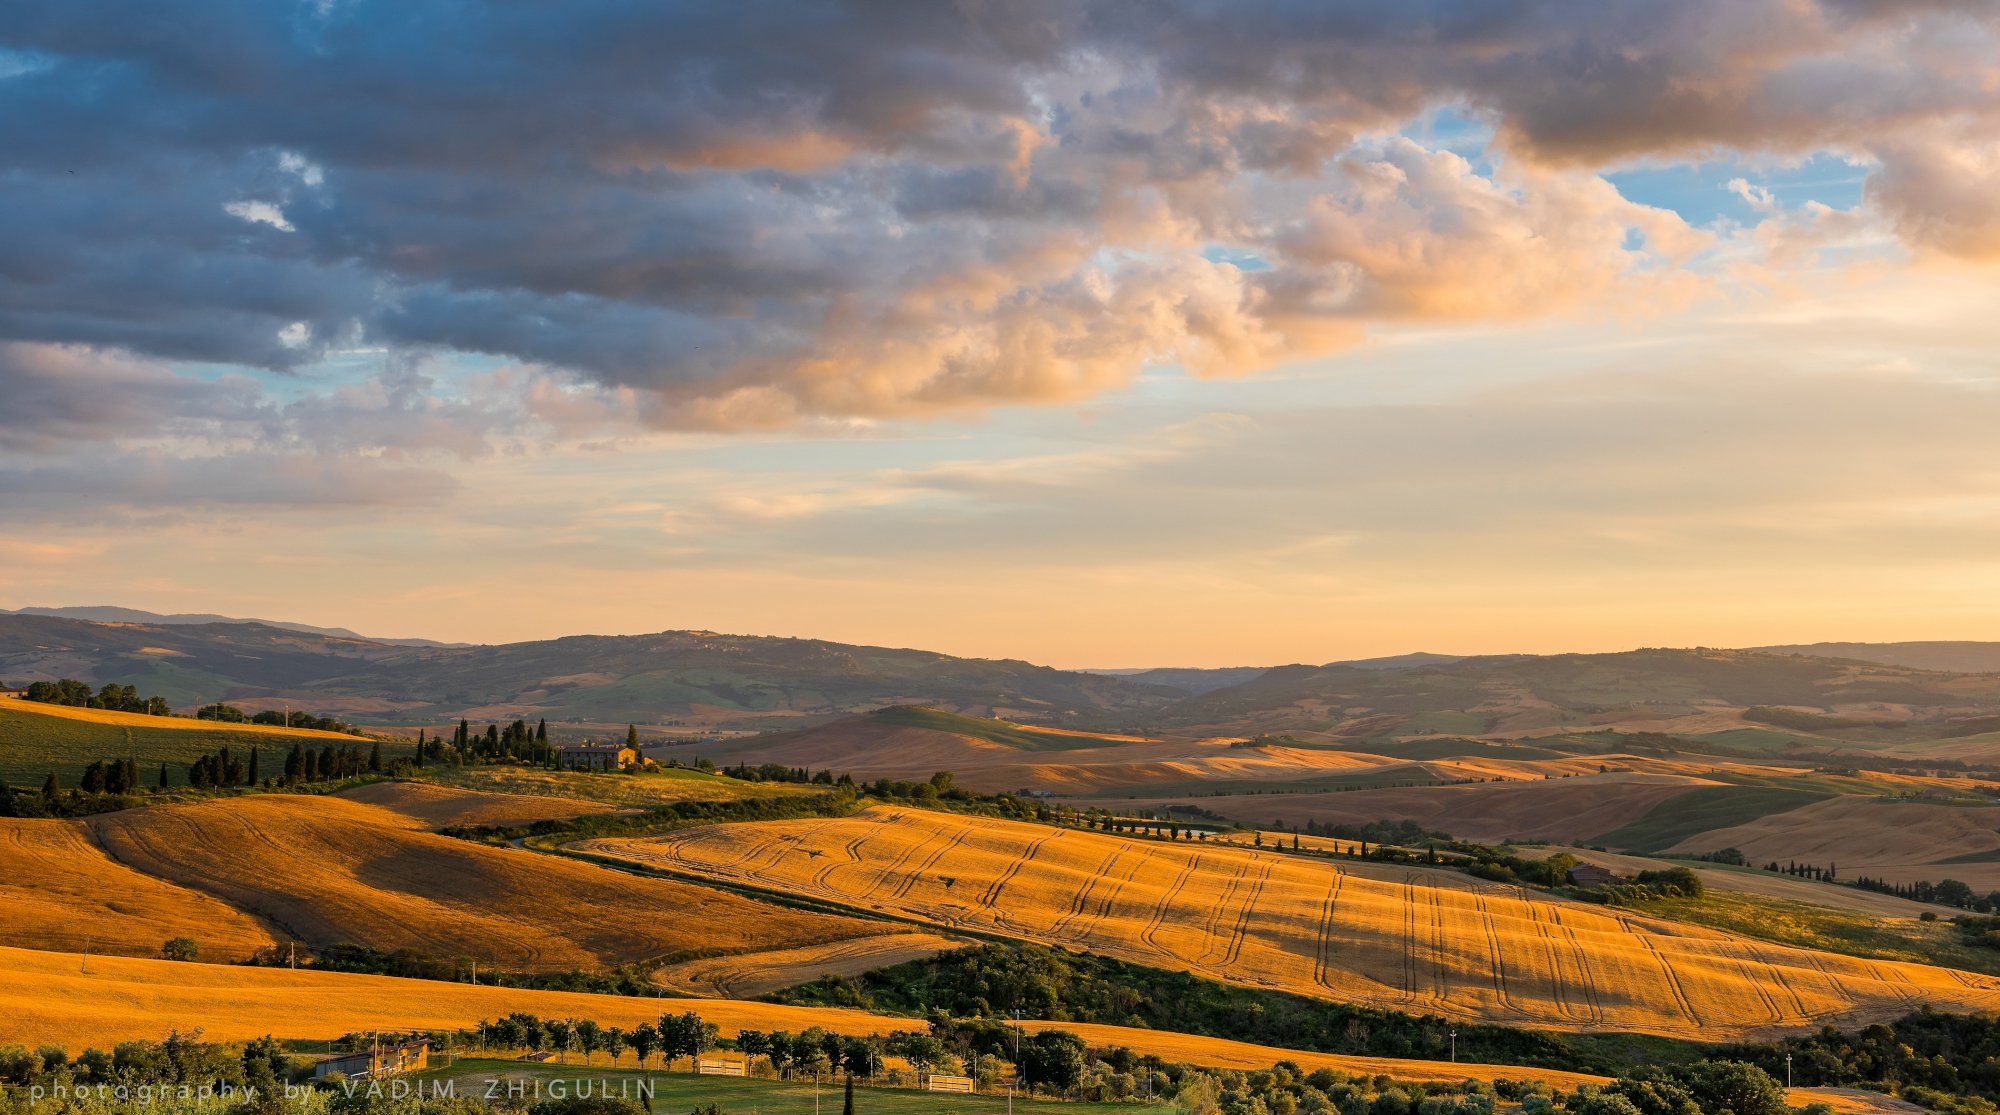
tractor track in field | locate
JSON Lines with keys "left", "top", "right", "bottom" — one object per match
{"left": 1634, "top": 931, "right": 1703, "bottom": 1028}
{"left": 1220, "top": 856, "right": 1277, "bottom": 967}
{"left": 1139, "top": 851, "right": 1205, "bottom": 955}
{"left": 887, "top": 827, "right": 971, "bottom": 902}
{"left": 1197, "top": 858, "right": 1255, "bottom": 965}
{"left": 1471, "top": 893, "right": 1517, "bottom": 1016}
{"left": 1548, "top": 908, "right": 1607, "bottom": 1026}
{"left": 978, "top": 829, "right": 1063, "bottom": 912}
{"left": 1311, "top": 869, "right": 1347, "bottom": 994}
{"left": 1048, "top": 846, "right": 1126, "bottom": 938}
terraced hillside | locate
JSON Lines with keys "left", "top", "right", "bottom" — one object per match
{"left": 583, "top": 806, "right": 2000, "bottom": 1041}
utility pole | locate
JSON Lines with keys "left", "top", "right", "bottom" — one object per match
{"left": 1448, "top": 1029, "right": 1456, "bottom": 1063}
{"left": 1785, "top": 1053, "right": 1793, "bottom": 1090}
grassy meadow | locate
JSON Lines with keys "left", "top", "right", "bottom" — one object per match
{"left": 0, "top": 699, "right": 366, "bottom": 786}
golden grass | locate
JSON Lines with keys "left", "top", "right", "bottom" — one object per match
{"left": 0, "top": 944, "right": 1606, "bottom": 1090}
{"left": 0, "top": 819, "right": 279, "bottom": 960}
{"left": 651, "top": 932, "right": 970, "bottom": 998}
{"left": 418, "top": 765, "right": 807, "bottom": 809}
{"left": 1664, "top": 795, "right": 2000, "bottom": 888}
{"left": 0, "top": 945, "right": 911, "bottom": 1051}
{"left": 586, "top": 805, "right": 2000, "bottom": 1041}
{"left": 0, "top": 701, "right": 360, "bottom": 740}
{"left": 336, "top": 780, "right": 618, "bottom": 830}
{"left": 81, "top": 794, "right": 878, "bottom": 971}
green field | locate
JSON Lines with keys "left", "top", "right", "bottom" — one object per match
{"left": 868, "top": 706, "right": 1128, "bottom": 752}
{"left": 417, "top": 763, "right": 810, "bottom": 808}
{"left": 416, "top": 1059, "right": 1146, "bottom": 1115}
{"left": 1627, "top": 889, "right": 2000, "bottom": 976}
{"left": 1594, "top": 785, "right": 1832, "bottom": 853}
{"left": 0, "top": 700, "right": 367, "bottom": 787}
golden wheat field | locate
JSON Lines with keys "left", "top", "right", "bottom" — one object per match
{"left": 0, "top": 944, "right": 1606, "bottom": 1088}
{"left": 0, "top": 945, "right": 913, "bottom": 1050}
{"left": 0, "top": 819, "right": 280, "bottom": 959}
{"left": 651, "top": 931, "right": 970, "bottom": 998}
{"left": 335, "top": 780, "right": 619, "bottom": 829}
{"left": 1664, "top": 795, "right": 2000, "bottom": 889}
{"left": 583, "top": 805, "right": 2000, "bottom": 1040}
{"left": 68, "top": 795, "right": 878, "bottom": 969}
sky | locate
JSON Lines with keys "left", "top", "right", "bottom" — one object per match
{"left": 6, "top": 1, "right": 2000, "bottom": 667}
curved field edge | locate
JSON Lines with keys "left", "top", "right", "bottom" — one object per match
{"left": 578, "top": 805, "right": 2000, "bottom": 1042}
{"left": 0, "top": 944, "right": 1603, "bottom": 1088}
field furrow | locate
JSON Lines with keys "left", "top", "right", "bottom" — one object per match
{"left": 579, "top": 805, "right": 2000, "bottom": 1041}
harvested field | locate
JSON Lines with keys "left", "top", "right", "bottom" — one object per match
{"left": 652, "top": 932, "right": 970, "bottom": 997}
{"left": 0, "top": 819, "right": 279, "bottom": 960}
{"left": 417, "top": 765, "right": 807, "bottom": 809}
{"left": 0, "top": 945, "right": 911, "bottom": 1051}
{"left": 1095, "top": 772, "right": 1714, "bottom": 845}
{"left": 1527, "top": 847, "right": 1945, "bottom": 920}
{"left": 336, "top": 780, "right": 616, "bottom": 829}
{"left": 84, "top": 795, "right": 878, "bottom": 970}
{"left": 0, "top": 945, "right": 1604, "bottom": 1089}
{"left": 1665, "top": 796, "right": 2000, "bottom": 889}
{"left": 586, "top": 805, "right": 2000, "bottom": 1041}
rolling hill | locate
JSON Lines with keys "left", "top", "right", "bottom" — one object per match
{"left": 0, "top": 614, "right": 1172, "bottom": 726}
{"left": 583, "top": 804, "right": 2000, "bottom": 1041}
{"left": 72, "top": 793, "right": 878, "bottom": 970}
{"left": 0, "top": 698, "right": 367, "bottom": 785}
{"left": 1153, "top": 647, "right": 2000, "bottom": 739}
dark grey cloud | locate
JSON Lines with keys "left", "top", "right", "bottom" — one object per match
{"left": 2, "top": 0, "right": 1997, "bottom": 432}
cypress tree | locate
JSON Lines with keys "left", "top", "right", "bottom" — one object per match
{"left": 42, "top": 772, "right": 60, "bottom": 801}
{"left": 627, "top": 723, "right": 639, "bottom": 748}
{"left": 247, "top": 747, "right": 260, "bottom": 785}
{"left": 158, "top": 761, "right": 170, "bottom": 790}
{"left": 368, "top": 740, "right": 382, "bottom": 772}
{"left": 536, "top": 719, "right": 547, "bottom": 744}
{"left": 843, "top": 1072, "right": 854, "bottom": 1115}
{"left": 415, "top": 729, "right": 426, "bottom": 768}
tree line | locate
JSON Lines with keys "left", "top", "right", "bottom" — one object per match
{"left": 20, "top": 679, "right": 170, "bottom": 716}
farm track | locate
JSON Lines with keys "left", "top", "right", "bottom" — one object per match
{"left": 1311, "top": 870, "right": 1346, "bottom": 993}
{"left": 582, "top": 805, "right": 2000, "bottom": 1041}
{"left": 1048, "top": 846, "right": 1126, "bottom": 937}
{"left": 980, "top": 830, "right": 1063, "bottom": 910}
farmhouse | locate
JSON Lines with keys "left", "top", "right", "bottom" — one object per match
{"left": 554, "top": 743, "right": 637, "bottom": 771}
{"left": 0, "top": 687, "right": 23, "bottom": 700}
{"left": 312, "top": 1039, "right": 430, "bottom": 1080}
{"left": 1566, "top": 864, "right": 1623, "bottom": 888}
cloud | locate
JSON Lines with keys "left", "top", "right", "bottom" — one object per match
{"left": 2, "top": 0, "right": 1998, "bottom": 431}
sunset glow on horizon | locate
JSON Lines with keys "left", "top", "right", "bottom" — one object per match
{"left": 7, "top": 3, "right": 2000, "bottom": 665}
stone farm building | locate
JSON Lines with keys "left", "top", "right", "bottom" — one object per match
{"left": 312, "top": 1040, "right": 429, "bottom": 1080}
{"left": 555, "top": 743, "right": 638, "bottom": 770}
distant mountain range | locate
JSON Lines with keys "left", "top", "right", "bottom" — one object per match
{"left": 1, "top": 606, "right": 462, "bottom": 647}
{"left": 7, "top": 607, "right": 2000, "bottom": 735}
{"left": 0, "top": 613, "right": 1170, "bottom": 727}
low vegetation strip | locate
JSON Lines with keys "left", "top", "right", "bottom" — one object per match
{"left": 585, "top": 804, "right": 2000, "bottom": 1041}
